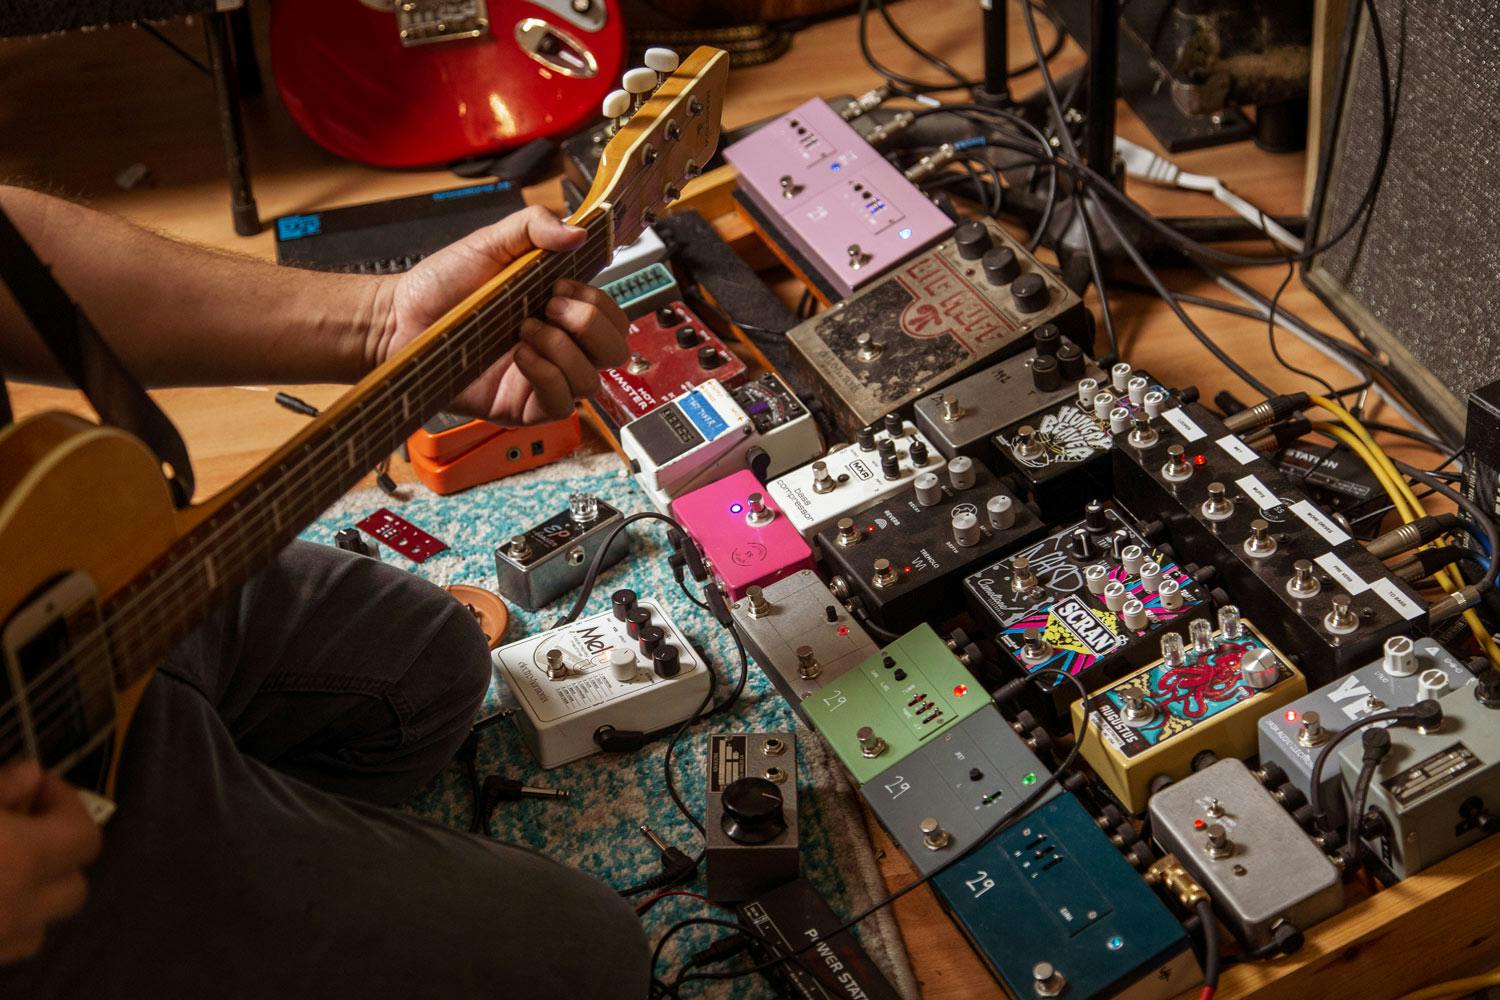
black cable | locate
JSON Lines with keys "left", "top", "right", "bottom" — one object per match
{"left": 856, "top": 0, "right": 1065, "bottom": 95}
{"left": 554, "top": 511, "right": 697, "bottom": 627}
{"left": 1196, "top": 899, "right": 1220, "bottom": 995}
{"left": 1308, "top": 706, "right": 1434, "bottom": 831}
{"left": 1263, "top": 232, "right": 1338, "bottom": 398}
{"left": 1392, "top": 459, "right": 1499, "bottom": 593}
{"left": 1360, "top": 421, "right": 1449, "bottom": 452}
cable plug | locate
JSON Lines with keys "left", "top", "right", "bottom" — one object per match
{"left": 686, "top": 934, "right": 751, "bottom": 969}
{"left": 594, "top": 725, "right": 654, "bottom": 753}
{"left": 1407, "top": 698, "right": 1444, "bottom": 733}
{"left": 1360, "top": 726, "right": 1393, "bottom": 764}
{"left": 705, "top": 586, "right": 734, "bottom": 628}
{"left": 1222, "top": 392, "right": 1309, "bottom": 435}
{"left": 1430, "top": 585, "right": 1481, "bottom": 623}
{"left": 668, "top": 528, "right": 709, "bottom": 582}
{"left": 1368, "top": 513, "right": 1460, "bottom": 558}
{"left": 636, "top": 825, "right": 698, "bottom": 892}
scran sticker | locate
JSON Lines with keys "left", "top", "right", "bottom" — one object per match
{"left": 1371, "top": 578, "right": 1424, "bottom": 620}
{"left": 1160, "top": 406, "right": 1206, "bottom": 442}
{"left": 1314, "top": 551, "right": 1369, "bottom": 594}
{"left": 1291, "top": 500, "right": 1351, "bottom": 546}
{"left": 1235, "top": 475, "right": 1280, "bottom": 510}
{"left": 1216, "top": 434, "right": 1258, "bottom": 465}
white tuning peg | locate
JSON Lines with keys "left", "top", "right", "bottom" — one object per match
{"left": 644, "top": 47, "right": 679, "bottom": 87}
{"left": 601, "top": 88, "right": 630, "bottom": 135}
{"left": 622, "top": 67, "right": 657, "bottom": 111}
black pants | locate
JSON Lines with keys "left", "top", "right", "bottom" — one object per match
{"left": 1, "top": 542, "right": 650, "bottom": 998}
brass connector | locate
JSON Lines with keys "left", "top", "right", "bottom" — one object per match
{"left": 1144, "top": 854, "right": 1210, "bottom": 908}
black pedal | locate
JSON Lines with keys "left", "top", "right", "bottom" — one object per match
{"left": 1272, "top": 439, "right": 1392, "bottom": 539}
{"left": 816, "top": 456, "right": 1045, "bottom": 633}
{"left": 705, "top": 732, "right": 800, "bottom": 903}
{"left": 736, "top": 878, "right": 902, "bottom": 1000}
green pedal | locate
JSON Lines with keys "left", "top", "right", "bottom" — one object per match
{"left": 600, "top": 262, "right": 679, "bottom": 319}
{"left": 802, "top": 625, "right": 992, "bottom": 785}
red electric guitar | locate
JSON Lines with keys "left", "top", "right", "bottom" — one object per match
{"left": 270, "top": 0, "right": 626, "bottom": 167}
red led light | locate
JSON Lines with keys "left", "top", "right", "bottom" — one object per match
{"left": 866, "top": 525, "right": 875, "bottom": 533}
{"left": 1193, "top": 819, "right": 1207, "bottom": 830}
{"left": 903, "top": 565, "right": 912, "bottom": 573}
{"left": 1193, "top": 453, "right": 1207, "bottom": 466}
{"left": 837, "top": 625, "right": 850, "bottom": 636}
{"left": 953, "top": 684, "right": 969, "bottom": 698}
{"left": 1284, "top": 709, "right": 1298, "bottom": 723}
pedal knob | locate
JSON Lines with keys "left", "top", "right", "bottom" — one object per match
{"left": 909, "top": 439, "right": 930, "bottom": 466}
{"left": 675, "top": 324, "right": 699, "bottom": 349}
{"left": 914, "top": 471, "right": 943, "bottom": 507}
{"left": 610, "top": 647, "right": 638, "bottom": 682}
{"left": 1383, "top": 635, "right": 1418, "bottom": 677}
{"left": 638, "top": 625, "right": 664, "bottom": 657}
{"left": 1031, "top": 354, "right": 1060, "bottom": 391}
{"left": 626, "top": 607, "right": 652, "bottom": 638}
{"left": 1418, "top": 667, "right": 1450, "bottom": 702}
{"left": 1111, "top": 362, "right": 1133, "bottom": 393}
{"left": 1056, "top": 341, "right": 1084, "bottom": 379}
{"left": 720, "top": 776, "right": 787, "bottom": 844}
{"left": 1084, "top": 499, "right": 1110, "bottom": 533}
{"left": 952, "top": 509, "right": 980, "bottom": 547}
{"left": 1139, "top": 561, "right": 1162, "bottom": 593}
{"left": 857, "top": 426, "right": 877, "bottom": 451}
{"left": 652, "top": 644, "right": 682, "bottom": 678}
{"left": 1121, "top": 544, "right": 1145, "bottom": 577}
{"left": 1122, "top": 599, "right": 1148, "bottom": 631}
{"left": 920, "top": 817, "right": 952, "bottom": 851}
{"left": 881, "top": 453, "right": 901, "bottom": 480}
{"left": 954, "top": 220, "right": 992, "bottom": 260}
{"left": 1011, "top": 273, "right": 1048, "bottom": 313}
{"left": 1033, "top": 323, "right": 1059, "bottom": 356}
{"left": 1158, "top": 577, "right": 1184, "bottom": 609}
{"left": 987, "top": 494, "right": 1016, "bottom": 530}
{"left": 612, "top": 588, "right": 638, "bottom": 621}
{"left": 883, "top": 412, "right": 904, "bottom": 437}
{"left": 948, "top": 455, "right": 976, "bottom": 490}
{"left": 1239, "top": 647, "right": 1281, "bottom": 689}
{"left": 1069, "top": 527, "right": 1094, "bottom": 560}
{"left": 697, "top": 344, "right": 723, "bottom": 369}
{"left": 981, "top": 246, "right": 1019, "bottom": 284}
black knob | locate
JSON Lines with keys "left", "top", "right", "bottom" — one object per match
{"left": 1070, "top": 527, "right": 1094, "bottom": 560}
{"left": 883, "top": 412, "right": 904, "bottom": 437}
{"left": 720, "top": 776, "right": 787, "bottom": 844}
{"left": 1011, "top": 273, "right": 1049, "bottom": 313}
{"left": 1084, "top": 499, "right": 1109, "bottom": 534}
{"left": 981, "top": 246, "right": 1019, "bottom": 285}
{"left": 877, "top": 437, "right": 895, "bottom": 459}
{"left": 638, "top": 625, "right": 664, "bottom": 657}
{"left": 652, "top": 644, "right": 681, "bottom": 678}
{"left": 675, "top": 325, "right": 700, "bottom": 350}
{"left": 1032, "top": 354, "right": 1060, "bottom": 391}
{"left": 824, "top": 605, "right": 839, "bottom": 623}
{"left": 857, "top": 425, "right": 877, "bottom": 451}
{"left": 954, "top": 220, "right": 992, "bottom": 261}
{"left": 969, "top": 767, "right": 984, "bottom": 782}
{"left": 1034, "top": 323, "right": 1060, "bottom": 356}
{"left": 697, "top": 345, "right": 722, "bottom": 369}
{"left": 655, "top": 305, "right": 680, "bottom": 327}
{"left": 626, "top": 607, "right": 651, "bottom": 639}
{"left": 881, "top": 453, "right": 901, "bottom": 480}
{"left": 1056, "top": 341, "right": 1084, "bottom": 379}
{"left": 611, "top": 588, "right": 638, "bottom": 621}
{"left": 910, "top": 439, "right": 929, "bottom": 466}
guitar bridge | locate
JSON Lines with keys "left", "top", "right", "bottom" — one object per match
{"left": 397, "top": 0, "right": 490, "bottom": 47}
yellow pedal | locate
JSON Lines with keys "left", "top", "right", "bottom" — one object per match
{"left": 1071, "top": 609, "right": 1306, "bottom": 813}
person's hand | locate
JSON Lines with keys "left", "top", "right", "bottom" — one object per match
{"left": 368, "top": 205, "right": 630, "bottom": 425}
{"left": 0, "top": 761, "right": 101, "bottom": 964}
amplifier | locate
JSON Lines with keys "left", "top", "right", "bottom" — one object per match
{"left": 595, "top": 300, "right": 746, "bottom": 427}
{"left": 963, "top": 500, "right": 1213, "bottom": 720}
{"left": 729, "top": 569, "right": 880, "bottom": 718}
{"left": 1072, "top": 613, "right": 1307, "bottom": 813}
{"left": 932, "top": 792, "right": 1197, "bottom": 1000}
{"left": 1112, "top": 397, "right": 1426, "bottom": 685}
{"left": 816, "top": 456, "right": 1045, "bottom": 633}
{"left": 494, "top": 492, "right": 629, "bottom": 612}
{"left": 671, "top": 470, "right": 815, "bottom": 602}
{"left": 722, "top": 97, "right": 955, "bottom": 300}
{"left": 800, "top": 624, "right": 991, "bottom": 786}
{"left": 785, "top": 220, "right": 1089, "bottom": 439}
{"left": 705, "top": 732, "right": 799, "bottom": 902}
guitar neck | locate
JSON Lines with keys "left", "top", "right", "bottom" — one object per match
{"left": 102, "top": 210, "right": 614, "bottom": 688}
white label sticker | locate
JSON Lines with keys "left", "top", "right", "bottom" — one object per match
{"left": 1235, "top": 475, "right": 1280, "bottom": 510}
{"left": 1160, "top": 406, "right": 1206, "bottom": 442}
{"left": 1291, "top": 500, "right": 1351, "bottom": 547}
{"left": 1216, "top": 434, "right": 1258, "bottom": 465}
{"left": 1371, "top": 578, "right": 1425, "bottom": 620}
{"left": 1315, "top": 551, "right": 1370, "bottom": 594}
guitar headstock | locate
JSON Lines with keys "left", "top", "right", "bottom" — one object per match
{"left": 577, "top": 47, "right": 730, "bottom": 251}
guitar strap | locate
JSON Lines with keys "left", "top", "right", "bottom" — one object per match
{"left": 0, "top": 207, "right": 194, "bottom": 507}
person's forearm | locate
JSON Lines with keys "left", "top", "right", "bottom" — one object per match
{"left": 0, "top": 185, "right": 389, "bottom": 386}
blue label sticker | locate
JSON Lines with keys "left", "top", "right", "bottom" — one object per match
{"left": 677, "top": 390, "right": 728, "bottom": 442}
{"left": 431, "top": 181, "right": 512, "bottom": 201}
{"left": 276, "top": 214, "right": 322, "bottom": 241}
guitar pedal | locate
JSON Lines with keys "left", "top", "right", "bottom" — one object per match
{"left": 786, "top": 221, "right": 1089, "bottom": 439}
{"left": 723, "top": 97, "right": 955, "bottom": 300}
{"left": 599, "top": 261, "right": 680, "bottom": 319}
{"left": 409, "top": 413, "right": 582, "bottom": 495}
{"left": 1072, "top": 613, "right": 1307, "bottom": 813}
{"left": 991, "top": 392, "right": 1115, "bottom": 519}
{"left": 705, "top": 732, "right": 800, "bottom": 902}
{"left": 494, "top": 492, "right": 628, "bottom": 611}
{"left": 767, "top": 419, "right": 939, "bottom": 539}
{"left": 492, "top": 595, "right": 709, "bottom": 768}
{"left": 671, "top": 470, "right": 815, "bottom": 602}
{"left": 800, "top": 624, "right": 992, "bottom": 786}
{"left": 595, "top": 300, "right": 747, "bottom": 427}
{"left": 816, "top": 456, "right": 1045, "bottom": 633}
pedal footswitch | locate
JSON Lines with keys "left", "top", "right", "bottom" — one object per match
{"left": 494, "top": 492, "right": 628, "bottom": 611}
{"left": 705, "top": 732, "right": 799, "bottom": 901}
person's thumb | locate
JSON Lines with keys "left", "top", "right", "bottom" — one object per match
{"left": 467, "top": 205, "right": 586, "bottom": 265}
{"left": 0, "top": 760, "right": 43, "bottom": 812}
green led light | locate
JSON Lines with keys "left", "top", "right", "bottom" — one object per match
{"left": 1023, "top": 772, "right": 1038, "bottom": 785}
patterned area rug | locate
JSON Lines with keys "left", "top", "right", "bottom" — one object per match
{"left": 301, "top": 451, "right": 918, "bottom": 998}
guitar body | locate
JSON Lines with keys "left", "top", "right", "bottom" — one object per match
{"left": 0, "top": 413, "right": 180, "bottom": 796}
{"left": 270, "top": 0, "right": 627, "bottom": 167}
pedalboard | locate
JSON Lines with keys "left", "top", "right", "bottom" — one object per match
{"left": 767, "top": 418, "right": 940, "bottom": 538}
{"left": 728, "top": 569, "right": 880, "bottom": 716}
{"left": 1112, "top": 397, "right": 1427, "bottom": 685}
{"left": 932, "top": 792, "right": 1196, "bottom": 1000}
{"left": 705, "top": 732, "right": 800, "bottom": 902}
{"left": 599, "top": 261, "right": 680, "bottom": 319}
{"left": 723, "top": 97, "right": 955, "bottom": 300}
{"left": 964, "top": 500, "right": 1213, "bottom": 718}
{"left": 1072, "top": 613, "right": 1307, "bottom": 813}
{"left": 911, "top": 338, "right": 1107, "bottom": 467}
{"left": 494, "top": 492, "right": 629, "bottom": 612}
{"left": 671, "top": 470, "right": 816, "bottom": 602}
{"left": 1258, "top": 637, "right": 1473, "bottom": 830}
{"left": 1341, "top": 678, "right": 1500, "bottom": 879}
{"left": 409, "top": 413, "right": 582, "bottom": 495}
{"left": 595, "top": 300, "right": 746, "bottom": 427}
{"left": 491, "top": 595, "right": 709, "bottom": 768}
{"left": 737, "top": 878, "right": 903, "bottom": 1000}
{"left": 801, "top": 624, "right": 991, "bottom": 785}
{"left": 815, "top": 456, "right": 1045, "bottom": 632}
{"left": 1149, "top": 758, "right": 1344, "bottom": 949}
{"left": 785, "top": 219, "right": 1088, "bottom": 439}
{"left": 861, "top": 704, "right": 1057, "bottom": 876}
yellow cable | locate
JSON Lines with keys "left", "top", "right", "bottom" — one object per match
{"left": 1395, "top": 968, "right": 1500, "bottom": 1000}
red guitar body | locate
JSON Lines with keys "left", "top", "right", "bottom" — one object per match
{"left": 270, "top": 0, "right": 626, "bottom": 168}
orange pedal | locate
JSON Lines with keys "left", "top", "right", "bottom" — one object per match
{"left": 408, "top": 413, "right": 582, "bottom": 495}
{"left": 409, "top": 412, "right": 508, "bottom": 463}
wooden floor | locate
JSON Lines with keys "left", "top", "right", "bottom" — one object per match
{"left": 0, "top": 4, "right": 1472, "bottom": 998}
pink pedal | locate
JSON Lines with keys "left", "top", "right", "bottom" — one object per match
{"left": 671, "top": 470, "right": 815, "bottom": 602}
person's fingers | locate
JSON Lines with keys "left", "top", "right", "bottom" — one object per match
{"left": 0, "top": 761, "right": 43, "bottom": 812}
{"left": 465, "top": 205, "right": 586, "bottom": 265}
{"left": 521, "top": 319, "right": 602, "bottom": 400}
{"left": 543, "top": 288, "right": 629, "bottom": 368}
{"left": 0, "top": 926, "right": 45, "bottom": 965}
{"left": 32, "top": 871, "right": 87, "bottom": 924}
{"left": 511, "top": 341, "right": 575, "bottom": 422}
{"left": 27, "top": 776, "right": 101, "bottom": 878}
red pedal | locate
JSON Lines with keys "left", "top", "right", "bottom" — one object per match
{"left": 357, "top": 508, "right": 448, "bottom": 563}
{"left": 595, "top": 300, "right": 746, "bottom": 425}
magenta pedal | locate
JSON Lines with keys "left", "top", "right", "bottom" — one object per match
{"left": 724, "top": 98, "right": 954, "bottom": 299}
{"left": 671, "top": 470, "right": 815, "bottom": 602}
{"left": 596, "top": 300, "right": 746, "bottom": 426}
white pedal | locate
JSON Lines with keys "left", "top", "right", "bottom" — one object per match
{"left": 767, "top": 420, "right": 938, "bottom": 537}
{"left": 591, "top": 226, "right": 668, "bottom": 286}
{"left": 622, "top": 380, "right": 752, "bottom": 512}
{"left": 493, "top": 597, "right": 709, "bottom": 768}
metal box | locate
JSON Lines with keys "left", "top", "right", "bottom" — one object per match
{"left": 494, "top": 493, "right": 629, "bottom": 611}
{"left": 705, "top": 732, "right": 799, "bottom": 902}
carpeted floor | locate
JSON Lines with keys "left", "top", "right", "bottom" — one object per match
{"left": 301, "top": 451, "right": 918, "bottom": 998}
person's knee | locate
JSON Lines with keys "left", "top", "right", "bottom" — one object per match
{"left": 390, "top": 571, "right": 492, "bottom": 732}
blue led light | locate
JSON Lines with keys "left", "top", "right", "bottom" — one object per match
{"left": 729, "top": 503, "right": 744, "bottom": 514}
{"left": 899, "top": 227, "right": 912, "bottom": 240}
{"left": 1107, "top": 935, "right": 1124, "bottom": 951}
{"left": 830, "top": 161, "right": 842, "bottom": 171}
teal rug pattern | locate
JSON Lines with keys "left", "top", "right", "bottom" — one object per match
{"left": 302, "top": 452, "right": 917, "bottom": 998}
